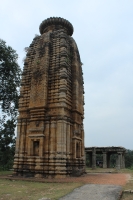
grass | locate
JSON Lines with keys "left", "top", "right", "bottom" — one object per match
{"left": 86, "top": 167, "right": 133, "bottom": 200}
{"left": 0, "top": 170, "right": 13, "bottom": 176}
{"left": 121, "top": 180, "right": 133, "bottom": 200}
{"left": 86, "top": 167, "right": 118, "bottom": 173}
{"left": 0, "top": 172, "right": 83, "bottom": 200}
{"left": 1, "top": 169, "right": 133, "bottom": 200}
{"left": 120, "top": 169, "right": 133, "bottom": 200}
{"left": 121, "top": 194, "right": 133, "bottom": 200}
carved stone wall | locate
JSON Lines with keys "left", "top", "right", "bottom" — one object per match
{"left": 13, "top": 17, "right": 85, "bottom": 178}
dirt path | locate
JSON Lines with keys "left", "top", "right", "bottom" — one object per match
{"left": 58, "top": 173, "right": 130, "bottom": 200}
{"left": 0, "top": 173, "right": 130, "bottom": 200}
{"left": 0, "top": 173, "right": 130, "bottom": 186}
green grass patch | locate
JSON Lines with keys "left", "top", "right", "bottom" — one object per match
{"left": 124, "top": 180, "right": 133, "bottom": 190}
{"left": 0, "top": 170, "right": 13, "bottom": 176}
{"left": 0, "top": 179, "right": 83, "bottom": 200}
{"left": 86, "top": 167, "right": 118, "bottom": 173}
{"left": 121, "top": 193, "right": 133, "bottom": 200}
{"left": 121, "top": 168, "right": 133, "bottom": 175}
{"left": 120, "top": 169, "right": 133, "bottom": 200}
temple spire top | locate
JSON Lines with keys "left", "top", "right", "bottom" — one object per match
{"left": 39, "top": 17, "right": 74, "bottom": 36}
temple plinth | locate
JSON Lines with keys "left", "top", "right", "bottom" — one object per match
{"left": 13, "top": 17, "right": 85, "bottom": 178}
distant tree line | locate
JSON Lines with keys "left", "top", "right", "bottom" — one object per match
{"left": 125, "top": 150, "right": 133, "bottom": 168}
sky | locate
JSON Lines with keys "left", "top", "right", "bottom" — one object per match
{"left": 1, "top": 0, "right": 133, "bottom": 149}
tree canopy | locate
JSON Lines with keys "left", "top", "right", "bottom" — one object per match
{"left": 0, "top": 39, "right": 21, "bottom": 121}
{"left": 0, "top": 39, "right": 21, "bottom": 169}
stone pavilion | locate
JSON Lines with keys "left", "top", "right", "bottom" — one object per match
{"left": 85, "top": 146, "right": 126, "bottom": 169}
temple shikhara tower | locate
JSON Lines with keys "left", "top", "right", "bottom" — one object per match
{"left": 13, "top": 17, "right": 85, "bottom": 178}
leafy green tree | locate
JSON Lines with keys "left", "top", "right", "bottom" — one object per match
{"left": 0, "top": 39, "right": 21, "bottom": 170}
{"left": 125, "top": 150, "right": 133, "bottom": 168}
{"left": 0, "top": 120, "right": 16, "bottom": 170}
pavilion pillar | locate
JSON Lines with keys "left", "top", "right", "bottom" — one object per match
{"left": 122, "top": 153, "right": 125, "bottom": 169}
{"left": 107, "top": 153, "right": 111, "bottom": 168}
{"left": 92, "top": 148, "right": 96, "bottom": 169}
{"left": 116, "top": 152, "right": 121, "bottom": 170}
{"left": 89, "top": 153, "right": 92, "bottom": 168}
{"left": 103, "top": 152, "right": 107, "bottom": 168}
{"left": 84, "top": 151, "right": 86, "bottom": 167}
{"left": 120, "top": 153, "right": 123, "bottom": 169}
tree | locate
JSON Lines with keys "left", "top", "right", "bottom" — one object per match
{"left": 0, "top": 39, "right": 21, "bottom": 169}
{"left": 125, "top": 150, "right": 133, "bottom": 168}
{"left": 0, "top": 120, "right": 16, "bottom": 169}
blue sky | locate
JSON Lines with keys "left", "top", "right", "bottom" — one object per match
{"left": 1, "top": 0, "right": 133, "bottom": 149}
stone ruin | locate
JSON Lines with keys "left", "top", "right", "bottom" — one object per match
{"left": 13, "top": 17, "right": 85, "bottom": 178}
{"left": 85, "top": 146, "right": 126, "bottom": 170}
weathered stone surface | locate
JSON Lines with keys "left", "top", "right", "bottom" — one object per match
{"left": 13, "top": 17, "right": 85, "bottom": 178}
{"left": 59, "top": 184, "right": 122, "bottom": 200}
{"left": 124, "top": 190, "right": 131, "bottom": 193}
{"left": 85, "top": 146, "right": 126, "bottom": 169}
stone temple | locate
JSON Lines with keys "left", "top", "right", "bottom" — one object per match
{"left": 13, "top": 17, "right": 85, "bottom": 178}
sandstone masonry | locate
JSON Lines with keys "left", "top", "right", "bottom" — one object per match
{"left": 13, "top": 17, "right": 85, "bottom": 178}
